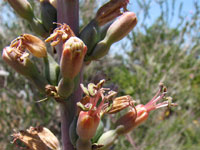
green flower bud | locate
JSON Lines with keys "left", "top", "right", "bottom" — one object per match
{"left": 7, "top": 0, "right": 34, "bottom": 22}
{"left": 85, "top": 40, "right": 109, "bottom": 61}
{"left": 86, "top": 12, "right": 137, "bottom": 61}
{"left": 97, "top": 126, "right": 124, "bottom": 150}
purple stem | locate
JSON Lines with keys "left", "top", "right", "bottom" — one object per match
{"left": 57, "top": 0, "right": 80, "bottom": 150}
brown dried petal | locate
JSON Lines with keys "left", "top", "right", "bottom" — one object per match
{"left": 96, "top": 0, "right": 129, "bottom": 25}
{"left": 12, "top": 126, "right": 60, "bottom": 150}
{"left": 22, "top": 34, "right": 47, "bottom": 57}
{"left": 107, "top": 95, "right": 135, "bottom": 114}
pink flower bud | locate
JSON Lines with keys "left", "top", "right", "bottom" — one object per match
{"left": 76, "top": 111, "right": 100, "bottom": 140}
{"left": 60, "top": 37, "right": 87, "bottom": 79}
{"left": 104, "top": 11, "right": 137, "bottom": 45}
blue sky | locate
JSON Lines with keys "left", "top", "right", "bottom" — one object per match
{"left": 128, "top": 0, "right": 195, "bottom": 28}
{"left": 110, "top": 0, "right": 198, "bottom": 55}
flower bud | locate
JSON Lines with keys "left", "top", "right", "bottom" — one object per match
{"left": 7, "top": 0, "right": 34, "bottom": 22}
{"left": 86, "top": 12, "right": 137, "bottom": 61}
{"left": 76, "top": 111, "right": 100, "bottom": 140}
{"left": 104, "top": 12, "right": 137, "bottom": 45}
{"left": 116, "top": 105, "right": 146, "bottom": 135}
{"left": 85, "top": 40, "right": 109, "bottom": 61}
{"left": 12, "top": 126, "right": 60, "bottom": 150}
{"left": 60, "top": 37, "right": 87, "bottom": 80}
{"left": 97, "top": 126, "right": 124, "bottom": 150}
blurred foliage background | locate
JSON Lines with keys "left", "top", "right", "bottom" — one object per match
{"left": 0, "top": 0, "right": 200, "bottom": 150}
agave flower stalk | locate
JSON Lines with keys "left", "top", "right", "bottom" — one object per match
{"left": 56, "top": 1, "right": 80, "bottom": 150}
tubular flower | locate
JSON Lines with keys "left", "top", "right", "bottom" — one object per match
{"left": 45, "top": 23, "right": 75, "bottom": 47}
{"left": 76, "top": 80, "right": 117, "bottom": 140}
{"left": 116, "top": 83, "right": 177, "bottom": 135}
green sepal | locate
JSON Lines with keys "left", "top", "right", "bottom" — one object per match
{"left": 69, "top": 116, "right": 79, "bottom": 147}
{"left": 79, "top": 19, "right": 100, "bottom": 55}
{"left": 44, "top": 53, "right": 60, "bottom": 86}
{"left": 40, "top": 1, "right": 57, "bottom": 32}
{"left": 91, "top": 121, "right": 104, "bottom": 143}
{"left": 85, "top": 40, "right": 110, "bottom": 61}
{"left": 57, "top": 78, "right": 74, "bottom": 99}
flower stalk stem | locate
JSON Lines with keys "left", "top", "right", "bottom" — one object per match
{"left": 57, "top": 0, "right": 80, "bottom": 150}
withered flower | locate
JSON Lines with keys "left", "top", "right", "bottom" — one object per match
{"left": 9, "top": 34, "right": 47, "bottom": 59}
{"left": 12, "top": 126, "right": 60, "bottom": 150}
{"left": 45, "top": 23, "right": 75, "bottom": 46}
{"left": 106, "top": 95, "right": 135, "bottom": 114}
{"left": 95, "top": 0, "right": 129, "bottom": 26}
